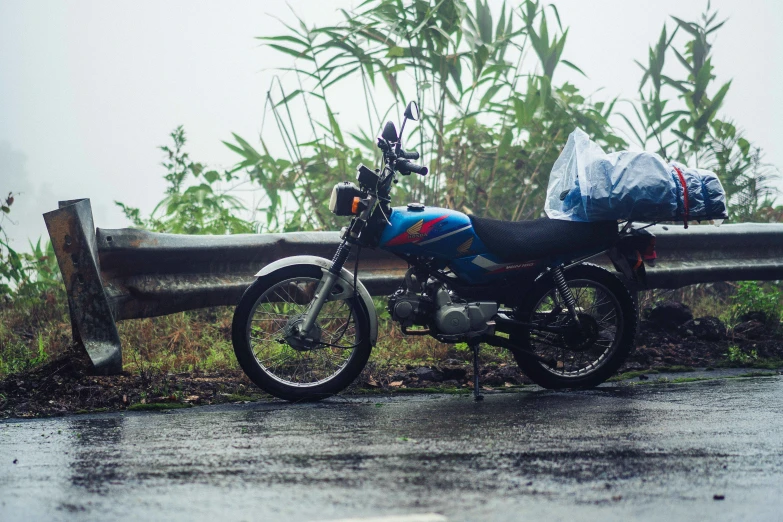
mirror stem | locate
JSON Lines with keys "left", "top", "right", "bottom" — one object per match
{"left": 399, "top": 117, "right": 408, "bottom": 143}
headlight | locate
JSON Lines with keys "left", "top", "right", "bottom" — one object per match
{"left": 329, "top": 182, "right": 365, "bottom": 216}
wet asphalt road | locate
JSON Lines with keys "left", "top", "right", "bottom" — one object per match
{"left": 1, "top": 375, "right": 782, "bottom": 522}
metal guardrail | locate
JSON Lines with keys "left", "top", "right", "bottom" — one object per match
{"left": 45, "top": 199, "right": 783, "bottom": 374}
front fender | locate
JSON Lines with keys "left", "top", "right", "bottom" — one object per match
{"left": 255, "top": 255, "right": 378, "bottom": 346}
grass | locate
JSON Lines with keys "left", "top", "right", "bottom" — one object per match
{"left": 74, "top": 407, "right": 109, "bottom": 415}
{"left": 608, "top": 369, "right": 660, "bottom": 382}
{"left": 120, "top": 308, "right": 239, "bottom": 377}
{"left": 0, "top": 292, "right": 71, "bottom": 377}
{"left": 2, "top": 287, "right": 782, "bottom": 392}
{"left": 224, "top": 393, "right": 258, "bottom": 402}
{"left": 624, "top": 371, "right": 780, "bottom": 386}
{"left": 655, "top": 365, "right": 696, "bottom": 373}
{"left": 737, "top": 371, "right": 777, "bottom": 378}
{"left": 355, "top": 386, "right": 472, "bottom": 395}
{"left": 628, "top": 376, "right": 712, "bottom": 386}
{"left": 713, "top": 358, "right": 783, "bottom": 370}
{"left": 666, "top": 377, "right": 712, "bottom": 384}
{"left": 127, "top": 402, "right": 193, "bottom": 411}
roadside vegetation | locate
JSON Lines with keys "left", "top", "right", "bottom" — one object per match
{"left": 1, "top": 2, "right": 782, "bottom": 413}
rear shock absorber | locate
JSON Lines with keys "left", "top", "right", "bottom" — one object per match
{"left": 551, "top": 266, "right": 580, "bottom": 323}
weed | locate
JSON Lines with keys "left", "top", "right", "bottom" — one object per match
{"left": 74, "top": 408, "right": 109, "bottom": 415}
{"left": 454, "top": 343, "right": 470, "bottom": 354}
{"left": 730, "top": 281, "right": 782, "bottom": 325}
{"left": 224, "top": 394, "right": 256, "bottom": 402}
{"left": 737, "top": 371, "right": 777, "bottom": 378}
{"left": 669, "top": 377, "right": 712, "bottom": 384}
{"left": 655, "top": 365, "right": 696, "bottom": 373}
{"left": 608, "top": 370, "right": 659, "bottom": 382}
{"left": 726, "top": 345, "right": 758, "bottom": 364}
{"left": 715, "top": 358, "right": 783, "bottom": 370}
{"left": 127, "top": 402, "right": 192, "bottom": 412}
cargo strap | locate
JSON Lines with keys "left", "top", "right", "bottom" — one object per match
{"left": 672, "top": 165, "right": 689, "bottom": 229}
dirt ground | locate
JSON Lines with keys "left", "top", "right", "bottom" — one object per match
{"left": 1, "top": 313, "right": 781, "bottom": 419}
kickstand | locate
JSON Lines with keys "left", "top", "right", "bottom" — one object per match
{"left": 470, "top": 339, "right": 484, "bottom": 401}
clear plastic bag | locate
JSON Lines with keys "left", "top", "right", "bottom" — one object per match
{"left": 545, "top": 129, "right": 728, "bottom": 224}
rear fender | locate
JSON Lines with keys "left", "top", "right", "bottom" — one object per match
{"left": 255, "top": 255, "right": 378, "bottom": 345}
{"left": 608, "top": 229, "right": 657, "bottom": 288}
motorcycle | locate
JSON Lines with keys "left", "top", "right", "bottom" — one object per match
{"left": 232, "top": 101, "right": 655, "bottom": 401}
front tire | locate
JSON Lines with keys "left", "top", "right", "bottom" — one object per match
{"left": 232, "top": 265, "right": 372, "bottom": 402}
{"left": 511, "top": 263, "right": 637, "bottom": 389}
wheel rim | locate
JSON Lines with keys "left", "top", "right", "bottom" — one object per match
{"left": 527, "top": 278, "right": 623, "bottom": 378}
{"left": 246, "top": 277, "right": 362, "bottom": 387}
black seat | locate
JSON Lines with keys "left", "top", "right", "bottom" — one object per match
{"left": 469, "top": 216, "right": 618, "bottom": 262}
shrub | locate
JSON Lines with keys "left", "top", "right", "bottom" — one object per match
{"left": 730, "top": 281, "right": 782, "bottom": 325}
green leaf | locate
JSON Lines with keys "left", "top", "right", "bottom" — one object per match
{"left": 661, "top": 75, "right": 688, "bottom": 94}
{"left": 561, "top": 60, "right": 586, "bottom": 78}
{"left": 323, "top": 66, "right": 361, "bottom": 89}
{"left": 274, "top": 89, "right": 303, "bottom": 107}
{"left": 737, "top": 137, "right": 751, "bottom": 157}
{"left": 203, "top": 171, "right": 220, "bottom": 183}
{"left": 266, "top": 44, "right": 315, "bottom": 61}
{"left": 498, "top": 127, "right": 513, "bottom": 157}
{"left": 386, "top": 46, "right": 405, "bottom": 57}
{"left": 256, "top": 35, "right": 309, "bottom": 47}
{"left": 496, "top": 1, "right": 506, "bottom": 40}
{"left": 695, "top": 81, "right": 731, "bottom": 128}
{"left": 706, "top": 20, "right": 726, "bottom": 35}
{"left": 476, "top": 0, "right": 493, "bottom": 44}
{"left": 671, "top": 129, "right": 694, "bottom": 143}
{"left": 326, "top": 106, "right": 345, "bottom": 145}
{"left": 222, "top": 140, "right": 245, "bottom": 156}
{"left": 618, "top": 113, "right": 646, "bottom": 146}
{"left": 479, "top": 84, "right": 502, "bottom": 109}
{"left": 672, "top": 48, "right": 693, "bottom": 74}
{"left": 670, "top": 16, "right": 700, "bottom": 38}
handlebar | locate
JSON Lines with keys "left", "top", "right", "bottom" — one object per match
{"left": 396, "top": 159, "right": 428, "bottom": 176}
{"left": 399, "top": 149, "right": 419, "bottom": 160}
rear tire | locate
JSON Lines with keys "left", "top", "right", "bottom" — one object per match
{"left": 511, "top": 263, "right": 637, "bottom": 389}
{"left": 232, "top": 265, "right": 372, "bottom": 402}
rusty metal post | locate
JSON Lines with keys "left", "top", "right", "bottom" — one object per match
{"left": 43, "top": 199, "right": 123, "bottom": 375}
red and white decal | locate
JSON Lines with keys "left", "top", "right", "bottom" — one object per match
{"left": 386, "top": 215, "right": 449, "bottom": 246}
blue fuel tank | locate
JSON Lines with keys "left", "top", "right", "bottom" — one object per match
{"left": 379, "top": 205, "right": 544, "bottom": 284}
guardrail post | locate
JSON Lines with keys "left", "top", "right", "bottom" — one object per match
{"left": 43, "top": 199, "right": 123, "bottom": 375}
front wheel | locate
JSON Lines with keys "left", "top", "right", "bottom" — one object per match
{"left": 232, "top": 264, "right": 372, "bottom": 402}
{"left": 511, "top": 263, "right": 637, "bottom": 389}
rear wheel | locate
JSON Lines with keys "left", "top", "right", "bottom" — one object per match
{"left": 511, "top": 264, "right": 636, "bottom": 389}
{"left": 232, "top": 265, "right": 372, "bottom": 401}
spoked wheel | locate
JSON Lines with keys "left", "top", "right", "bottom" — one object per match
{"left": 232, "top": 265, "right": 372, "bottom": 401}
{"left": 511, "top": 264, "right": 637, "bottom": 389}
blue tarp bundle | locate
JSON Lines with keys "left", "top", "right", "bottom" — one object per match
{"left": 545, "top": 129, "right": 728, "bottom": 225}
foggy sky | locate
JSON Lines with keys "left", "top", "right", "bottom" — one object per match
{"left": 1, "top": 0, "right": 781, "bottom": 250}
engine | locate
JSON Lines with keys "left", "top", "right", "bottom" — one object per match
{"left": 388, "top": 279, "right": 498, "bottom": 341}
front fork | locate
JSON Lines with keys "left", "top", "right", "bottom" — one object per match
{"left": 298, "top": 240, "right": 353, "bottom": 337}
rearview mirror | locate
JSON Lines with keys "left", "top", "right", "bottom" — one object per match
{"left": 404, "top": 101, "right": 419, "bottom": 121}
{"left": 381, "top": 120, "right": 399, "bottom": 142}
